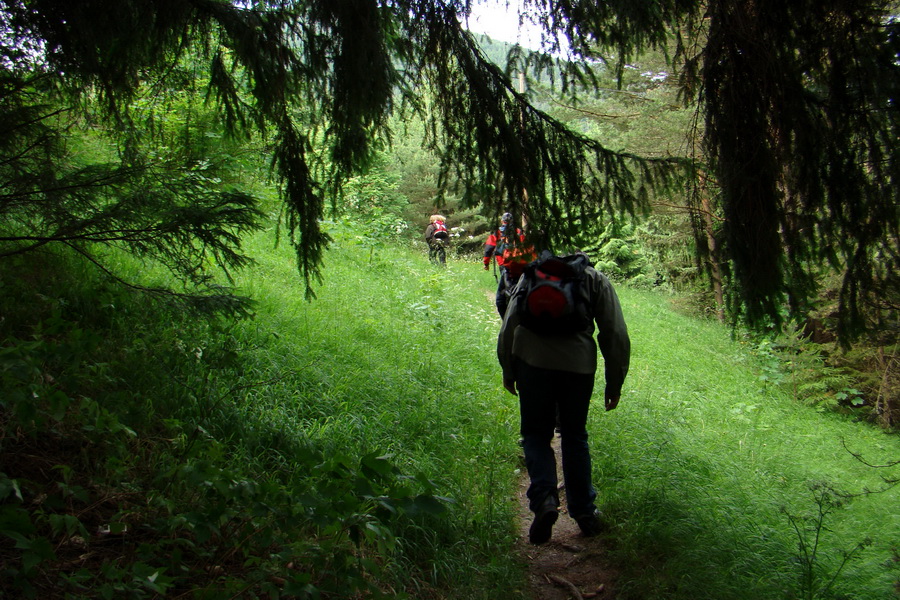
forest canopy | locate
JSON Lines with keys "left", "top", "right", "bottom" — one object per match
{"left": 0, "top": 0, "right": 897, "bottom": 339}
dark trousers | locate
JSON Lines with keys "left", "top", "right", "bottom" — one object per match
{"left": 515, "top": 360, "right": 597, "bottom": 518}
{"left": 428, "top": 241, "right": 446, "bottom": 265}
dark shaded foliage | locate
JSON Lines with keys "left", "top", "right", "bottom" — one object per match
{"left": 692, "top": 0, "right": 900, "bottom": 339}
{"left": 0, "top": 72, "right": 263, "bottom": 314}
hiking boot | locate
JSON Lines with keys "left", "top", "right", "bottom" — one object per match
{"left": 528, "top": 498, "right": 558, "bottom": 545}
{"left": 574, "top": 510, "right": 605, "bottom": 537}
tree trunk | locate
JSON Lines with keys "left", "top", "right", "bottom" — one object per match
{"left": 699, "top": 184, "right": 725, "bottom": 322}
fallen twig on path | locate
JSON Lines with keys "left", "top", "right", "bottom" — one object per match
{"left": 548, "top": 574, "right": 584, "bottom": 600}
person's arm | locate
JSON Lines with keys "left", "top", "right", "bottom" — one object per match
{"left": 483, "top": 233, "right": 497, "bottom": 269}
{"left": 497, "top": 287, "right": 523, "bottom": 395}
{"left": 425, "top": 224, "right": 435, "bottom": 241}
{"left": 591, "top": 271, "right": 631, "bottom": 409}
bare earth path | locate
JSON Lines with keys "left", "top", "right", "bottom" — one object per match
{"left": 513, "top": 434, "right": 620, "bottom": 600}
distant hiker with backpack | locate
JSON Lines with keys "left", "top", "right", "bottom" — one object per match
{"left": 497, "top": 251, "right": 630, "bottom": 545}
{"left": 482, "top": 213, "right": 535, "bottom": 316}
{"left": 425, "top": 214, "right": 450, "bottom": 265}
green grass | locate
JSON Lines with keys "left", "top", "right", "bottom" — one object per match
{"left": 235, "top": 228, "right": 900, "bottom": 599}
{"left": 2, "top": 227, "right": 898, "bottom": 599}
{"left": 600, "top": 289, "right": 900, "bottom": 599}
{"left": 229, "top": 229, "right": 526, "bottom": 595}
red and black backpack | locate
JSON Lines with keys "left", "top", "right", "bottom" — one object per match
{"left": 517, "top": 253, "right": 592, "bottom": 335}
{"left": 432, "top": 221, "right": 449, "bottom": 240}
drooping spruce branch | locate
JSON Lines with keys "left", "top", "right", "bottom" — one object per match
{"left": 697, "top": 0, "right": 900, "bottom": 339}
{"left": 396, "top": 2, "right": 691, "bottom": 250}
{"left": 2, "top": 0, "right": 693, "bottom": 295}
{"left": 0, "top": 64, "right": 265, "bottom": 296}
{"left": 3, "top": 0, "right": 895, "bottom": 339}
{"left": 63, "top": 240, "right": 256, "bottom": 318}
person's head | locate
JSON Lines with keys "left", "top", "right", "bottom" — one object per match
{"left": 501, "top": 212, "right": 512, "bottom": 224}
{"left": 430, "top": 214, "right": 446, "bottom": 223}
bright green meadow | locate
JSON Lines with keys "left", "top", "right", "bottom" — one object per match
{"left": 1, "top": 224, "right": 898, "bottom": 599}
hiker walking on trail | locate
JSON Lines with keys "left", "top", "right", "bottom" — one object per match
{"left": 497, "top": 251, "right": 630, "bottom": 545}
{"left": 482, "top": 213, "right": 535, "bottom": 316}
{"left": 425, "top": 214, "right": 450, "bottom": 265}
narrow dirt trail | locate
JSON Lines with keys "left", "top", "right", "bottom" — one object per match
{"left": 513, "top": 434, "right": 619, "bottom": 599}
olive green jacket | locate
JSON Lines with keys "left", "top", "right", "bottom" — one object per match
{"left": 497, "top": 265, "right": 631, "bottom": 398}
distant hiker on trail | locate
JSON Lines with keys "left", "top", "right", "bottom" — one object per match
{"left": 482, "top": 213, "right": 536, "bottom": 316}
{"left": 425, "top": 214, "right": 450, "bottom": 266}
{"left": 497, "top": 251, "right": 630, "bottom": 545}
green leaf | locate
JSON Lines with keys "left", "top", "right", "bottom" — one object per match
{"left": 48, "top": 514, "right": 87, "bottom": 538}
{"left": 410, "top": 494, "right": 447, "bottom": 516}
{"left": 19, "top": 536, "right": 56, "bottom": 573}
{"left": 0, "top": 474, "right": 23, "bottom": 502}
{"left": 0, "top": 506, "right": 35, "bottom": 536}
{"left": 360, "top": 452, "right": 396, "bottom": 480}
{"left": 108, "top": 522, "right": 128, "bottom": 535}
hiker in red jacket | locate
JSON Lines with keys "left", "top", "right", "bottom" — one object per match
{"left": 483, "top": 213, "right": 535, "bottom": 316}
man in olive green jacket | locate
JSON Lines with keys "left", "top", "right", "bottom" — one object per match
{"left": 497, "top": 256, "right": 630, "bottom": 544}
